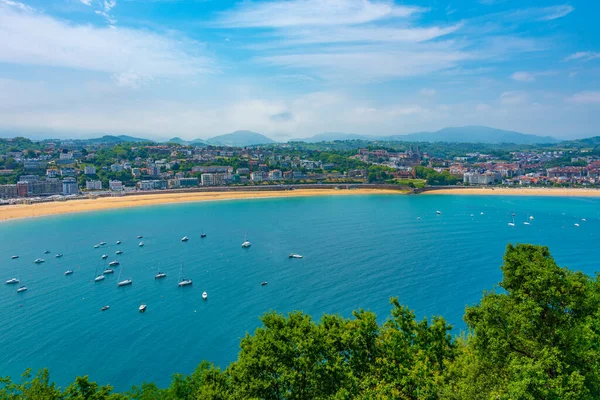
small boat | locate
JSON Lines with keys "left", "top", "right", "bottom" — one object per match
{"left": 139, "top": 304, "right": 147, "bottom": 313}
{"left": 101, "top": 254, "right": 108, "bottom": 259}
{"left": 64, "top": 270, "right": 74, "bottom": 275}
{"left": 44, "top": 250, "right": 50, "bottom": 254}
{"left": 436, "top": 211, "right": 442, "bottom": 215}
{"left": 529, "top": 215, "right": 534, "bottom": 220}
{"left": 138, "top": 242, "right": 144, "bottom": 247}
{"left": 512, "top": 213, "right": 516, "bottom": 217}
{"left": 101, "top": 305, "right": 110, "bottom": 311}
{"left": 116, "top": 240, "right": 121, "bottom": 245}
{"left": 155, "top": 272, "right": 167, "bottom": 279}
{"left": 17, "top": 286, "right": 27, "bottom": 293}
{"left": 115, "top": 250, "right": 123, "bottom": 255}
{"left": 261, "top": 281, "right": 268, "bottom": 286}
{"left": 178, "top": 263, "right": 192, "bottom": 287}
{"left": 34, "top": 258, "right": 45, "bottom": 264}
{"left": 417, "top": 217, "right": 421, "bottom": 220}
{"left": 94, "top": 244, "right": 100, "bottom": 249}
{"left": 582, "top": 218, "right": 587, "bottom": 222}
{"left": 5, "top": 278, "right": 19, "bottom": 284}
{"left": 201, "top": 233, "right": 207, "bottom": 238}
{"left": 480, "top": 212, "right": 484, "bottom": 215}
{"left": 241, "top": 233, "right": 251, "bottom": 248}
{"left": 55, "top": 253, "right": 63, "bottom": 258}
{"left": 117, "top": 264, "right": 132, "bottom": 287}
{"left": 103, "top": 268, "right": 115, "bottom": 274}
{"left": 574, "top": 223, "right": 580, "bottom": 227}
{"left": 11, "top": 255, "right": 18, "bottom": 259}
{"left": 178, "top": 279, "right": 192, "bottom": 287}
{"left": 94, "top": 275, "right": 105, "bottom": 282}
{"left": 288, "top": 254, "right": 303, "bottom": 259}
{"left": 117, "top": 279, "right": 132, "bottom": 287}
{"left": 100, "top": 241, "right": 106, "bottom": 246}
{"left": 181, "top": 236, "right": 189, "bottom": 242}
{"left": 508, "top": 215, "right": 515, "bottom": 227}
{"left": 109, "top": 261, "right": 119, "bottom": 267}
{"left": 137, "top": 235, "right": 143, "bottom": 239}
{"left": 202, "top": 291, "right": 208, "bottom": 300}
{"left": 524, "top": 222, "right": 531, "bottom": 225}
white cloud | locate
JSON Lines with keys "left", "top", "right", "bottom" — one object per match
{"left": 258, "top": 47, "right": 471, "bottom": 81}
{"left": 538, "top": 5, "right": 574, "bottom": 21}
{"left": 78, "top": 0, "right": 93, "bottom": 5}
{"left": 565, "top": 51, "right": 600, "bottom": 62}
{"left": 0, "top": 4, "right": 214, "bottom": 80}
{"left": 500, "top": 91, "right": 528, "bottom": 105}
{"left": 217, "top": 0, "right": 425, "bottom": 28}
{"left": 510, "top": 71, "right": 535, "bottom": 82}
{"left": 420, "top": 88, "right": 436, "bottom": 96}
{"left": 566, "top": 91, "right": 600, "bottom": 104}
{"left": 0, "top": 0, "right": 34, "bottom": 12}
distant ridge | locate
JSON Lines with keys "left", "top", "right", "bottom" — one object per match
{"left": 295, "top": 126, "right": 559, "bottom": 145}
{"left": 206, "top": 130, "right": 276, "bottom": 147}
{"left": 85, "top": 135, "right": 154, "bottom": 144}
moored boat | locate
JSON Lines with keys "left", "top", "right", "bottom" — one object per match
{"left": 101, "top": 305, "right": 110, "bottom": 311}
{"left": 17, "top": 286, "right": 27, "bottom": 293}
{"left": 5, "top": 278, "right": 19, "bottom": 284}
{"left": 288, "top": 254, "right": 303, "bottom": 259}
{"left": 155, "top": 272, "right": 167, "bottom": 279}
{"left": 64, "top": 270, "right": 74, "bottom": 275}
{"left": 202, "top": 291, "right": 208, "bottom": 300}
{"left": 11, "top": 255, "right": 19, "bottom": 259}
{"left": 109, "top": 260, "right": 119, "bottom": 267}
{"left": 139, "top": 304, "right": 147, "bottom": 313}
{"left": 181, "top": 236, "right": 189, "bottom": 242}
{"left": 103, "top": 268, "right": 115, "bottom": 274}
{"left": 34, "top": 258, "right": 45, "bottom": 264}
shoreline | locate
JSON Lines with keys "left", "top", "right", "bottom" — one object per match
{"left": 421, "top": 187, "right": 600, "bottom": 197}
{"left": 0, "top": 188, "right": 404, "bottom": 222}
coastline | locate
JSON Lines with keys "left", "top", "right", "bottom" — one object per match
{"left": 0, "top": 188, "right": 404, "bottom": 222}
{"left": 421, "top": 187, "right": 600, "bottom": 197}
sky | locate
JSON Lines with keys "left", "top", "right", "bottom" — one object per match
{"left": 0, "top": 0, "right": 599, "bottom": 141}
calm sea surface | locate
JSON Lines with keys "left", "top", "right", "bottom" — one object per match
{"left": 1, "top": 194, "right": 599, "bottom": 390}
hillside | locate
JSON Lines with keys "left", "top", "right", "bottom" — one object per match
{"left": 206, "top": 130, "right": 276, "bottom": 146}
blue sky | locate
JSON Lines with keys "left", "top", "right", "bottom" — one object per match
{"left": 0, "top": 0, "right": 598, "bottom": 140}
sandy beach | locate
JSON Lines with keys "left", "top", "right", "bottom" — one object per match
{"left": 0, "top": 188, "right": 404, "bottom": 222}
{"left": 422, "top": 187, "right": 600, "bottom": 197}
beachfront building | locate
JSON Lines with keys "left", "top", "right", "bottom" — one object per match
{"left": 177, "top": 177, "right": 199, "bottom": 188}
{"left": 138, "top": 180, "right": 155, "bottom": 190}
{"left": 62, "top": 178, "right": 79, "bottom": 195}
{"left": 201, "top": 173, "right": 215, "bottom": 186}
{"left": 86, "top": 180, "right": 102, "bottom": 191}
{"left": 250, "top": 172, "right": 263, "bottom": 182}
{"left": 84, "top": 165, "right": 96, "bottom": 175}
{"left": 0, "top": 184, "right": 17, "bottom": 199}
{"left": 269, "top": 170, "right": 283, "bottom": 180}
{"left": 109, "top": 180, "right": 124, "bottom": 191}
{"left": 463, "top": 172, "right": 501, "bottom": 185}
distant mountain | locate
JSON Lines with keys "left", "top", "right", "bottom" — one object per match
{"left": 166, "top": 137, "right": 188, "bottom": 144}
{"left": 87, "top": 135, "right": 154, "bottom": 144}
{"left": 392, "top": 126, "right": 559, "bottom": 144}
{"left": 206, "top": 130, "right": 276, "bottom": 146}
{"left": 296, "top": 126, "right": 560, "bottom": 145}
{"left": 292, "top": 132, "right": 373, "bottom": 142}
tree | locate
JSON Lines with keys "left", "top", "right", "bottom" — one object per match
{"left": 454, "top": 244, "right": 600, "bottom": 399}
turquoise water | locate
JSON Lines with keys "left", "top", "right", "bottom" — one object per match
{"left": 1, "top": 195, "right": 599, "bottom": 390}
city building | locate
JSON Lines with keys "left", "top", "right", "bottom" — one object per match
{"left": 0, "top": 184, "right": 17, "bottom": 199}
{"left": 62, "top": 177, "right": 79, "bottom": 195}
{"left": 201, "top": 173, "right": 215, "bottom": 186}
{"left": 463, "top": 172, "right": 501, "bottom": 185}
{"left": 46, "top": 169, "right": 59, "bottom": 178}
{"left": 60, "top": 168, "right": 75, "bottom": 177}
{"left": 86, "top": 180, "right": 103, "bottom": 191}
{"left": 269, "top": 170, "right": 283, "bottom": 180}
{"left": 110, "top": 164, "right": 123, "bottom": 173}
{"left": 109, "top": 180, "right": 124, "bottom": 191}
{"left": 84, "top": 165, "right": 96, "bottom": 175}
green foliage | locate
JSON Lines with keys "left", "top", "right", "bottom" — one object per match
{"left": 3, "top": 244, "right": 600, "bottom": 399}
{"left": 415, "top": 166, "right": 459, "bottom": 186}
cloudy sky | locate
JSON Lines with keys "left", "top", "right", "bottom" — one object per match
{"left": 0, "top": 0, "right": 598, "bottom": 140}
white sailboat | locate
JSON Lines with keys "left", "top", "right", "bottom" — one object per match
{"left": 202, "top": 291, "right": 208, "bottom": 300}
{"left": 181, "top": 236, "right": 189, "bottom": 242}
{"left": 117, "top": 264, "right": 132, "bottom": 287}
{"left": 241, "top": 233, "right": 251, "bottom": 248}
{"left": 94, "top": 262, "right": 105, "bottom": 282}
{"left": 5, "top": 278, "right": 19, "bottom": 284}
{"left": 138, "top": 241, "right": 144, "bottom": 247}
{"left": 178, "top": 263, "right": 192, "bottom": 287}
{"left": 508, "top": 214, "right": 515, "bottom": 227}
